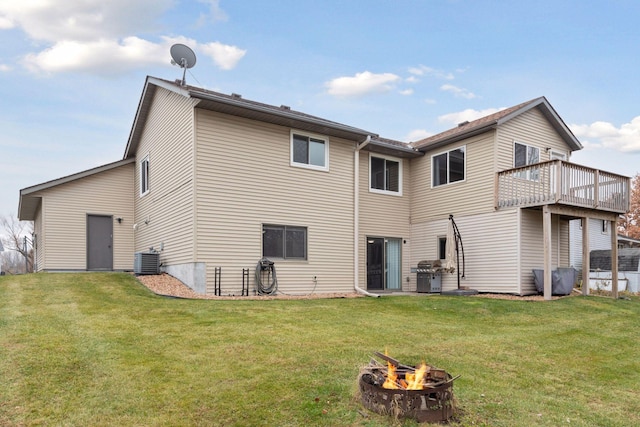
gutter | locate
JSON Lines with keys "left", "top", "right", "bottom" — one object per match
{"left": 189, "top": 90, "right": 374, "bottom": 139}
{"left": 354, "top": 136, "right": 380, "bottom": 297}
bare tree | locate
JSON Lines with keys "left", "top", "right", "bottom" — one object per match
{"left": 618, "top": 173, "right": 640, "bottom": 239}
{"left": 0, "top": 214, "right": 34, "bottom": 273}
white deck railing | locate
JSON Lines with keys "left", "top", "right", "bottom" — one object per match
{"left": 496, "top": 160, "right": 630, "bottom": 213}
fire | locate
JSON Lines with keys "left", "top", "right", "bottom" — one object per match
{"left": 382, "top": 361, "right": 398, "bottom": 389}
{"left": 405, "top": 362, "right": 429, "bottom": 390}
{"left": 380, "top": 351, "right": 432, "bottom": 390}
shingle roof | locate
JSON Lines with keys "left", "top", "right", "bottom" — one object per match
{"left": 367, "top": 136, "right": 421, "bottom": 158}
{"left": 125, "top": 76, "right": 382, "bottom": 158}
{"left": 410, "top": 96, "right": 582, "bottom": 152}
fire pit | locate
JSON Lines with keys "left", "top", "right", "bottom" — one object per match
{"left": 358, "top": 352, "right": 457, "bottom": 423}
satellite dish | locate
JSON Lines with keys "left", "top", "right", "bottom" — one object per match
{"left": 170, "top": 44, "right": 197, "bottom": 86}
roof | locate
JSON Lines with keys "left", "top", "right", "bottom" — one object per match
{"left": 125, "top": 76, "right": 411, "bottom": 159}
{"left": 18, "top": 158, "right": 135, "bottom": 221}
{"left": 367, "top": 136, "right": 423, "bottom": 158}
{"left": 619, "top": 234, "right": 640, "bottom": 246}
{"left": 411, "top": 97, "right": 583, "bottom": 152}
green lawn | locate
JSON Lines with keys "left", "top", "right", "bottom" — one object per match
{"left": 1, "top": 273, "right": 639, "bottom": 426}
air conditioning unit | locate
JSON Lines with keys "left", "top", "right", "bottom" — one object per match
{"left": 134, "top": 251, "right": 160, "bottom": 275}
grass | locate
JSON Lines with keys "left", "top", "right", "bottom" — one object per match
{"left": 1, "top": 273, "right": 640, "bottom": 426}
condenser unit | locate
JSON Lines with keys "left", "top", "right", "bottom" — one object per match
{"left": 134, "top": 251, "right": 160, "bottom": 275}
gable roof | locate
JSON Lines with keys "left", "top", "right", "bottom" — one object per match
{"left": 411, "top": 97, "right": 583, "bottom": 152}
{"left": 125, "top": 76, "right": 415, "bottom": 159}
{"left": 18, "top": 158, "right": 135, "bottom": 221}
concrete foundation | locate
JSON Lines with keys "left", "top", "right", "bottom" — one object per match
{"left": 163, "top": 262, "right": 207, "bottom": 294}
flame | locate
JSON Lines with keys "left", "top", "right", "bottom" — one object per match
{"left": 380, "top": 351, "right": 431, "bottom": 390}
{"left": 406, "top": 362, "right": 429, "bottom": 390}
{"left": 382, "top": 361, "right": 398, "bottom": 389}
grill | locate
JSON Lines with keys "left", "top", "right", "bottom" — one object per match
{"left": 416, "top": 260, "right": 441, "bottom": 293}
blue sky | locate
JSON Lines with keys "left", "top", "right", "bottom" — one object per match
{"left": 1, "top": 0, "right": 639, "bottom": 219}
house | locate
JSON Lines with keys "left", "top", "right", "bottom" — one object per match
{"left": 569, "top": 218, "right": 630, "bottom": 275}
{"left": 18, "top": 76, "right": 631, "bottom": 299}
{"left": 569, "top": 219, "right": 640, "bottom": 292}
{"left": 410, "top": 99, "right": 629, "bottom": 297}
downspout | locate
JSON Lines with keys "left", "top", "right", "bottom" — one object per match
{"left": 354, "top": 135, "right": 380, "bottom": 297}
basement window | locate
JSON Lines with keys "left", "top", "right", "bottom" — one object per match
{"left": 263, "top": 224, "right": 307, "bottom": 260}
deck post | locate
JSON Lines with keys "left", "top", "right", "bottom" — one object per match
{"left": 543, "top": 205, "right": 552, "bottom": 300}
{"left": 611, "top": 220, "right": 618, "bottom": 298}
{"left": 582, "top": 217, "right": 590, "bottom": 296}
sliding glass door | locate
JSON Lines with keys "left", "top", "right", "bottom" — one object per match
{"left": 366, "top": 237, "right": 402, "bottom": 291}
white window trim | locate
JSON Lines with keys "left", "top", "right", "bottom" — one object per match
{"left": 513, "top": 141, "right": 540, "bottom": 181}
{"left": 550, "top": 149, "right": 567, "bottom": 161}
{"left": 513, "top": 141, "right": 540, "bottom": 166}
{"left": 368, "top": 153, "right": 403, "bottom": 196}
{"left": 140, "top": 154, "right": 150, "bottom": 197}
{"left": 430, "top": 145, "right": 467, "bottom": 188}
{"left": 290, "top": 130, "right": 330, "bottom": 172}
{"left": 437, "top": 235, "right": 447, "bottom": 260}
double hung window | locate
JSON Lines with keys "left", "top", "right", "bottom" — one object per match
{"left": 370, "top": 155, "right": 402, "bottom": 195}
{"left": 262, "top": 225, "right": 307, "bottom": 260}
{"left": 432, "top": 146, "right": 465, "bottom": 187}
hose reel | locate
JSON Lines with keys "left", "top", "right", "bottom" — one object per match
{"left": 255, "top": 257, "right": 278, "bottom": 295}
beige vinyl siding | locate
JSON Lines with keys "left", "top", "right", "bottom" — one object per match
{"left": 411, "top": 131, "right": 496, "bottom": 223}
{"left": 359, "top": 153, "right": 411, "bottom": 290}
{"left": 519, "top": 209, "right": 570, "bottom": 294}
{"left": 31, "top": 164, "right": 134, "bottom": 271}
{"left": 560, "top": 218, "right": 569, "bottom": 267}
{"left": 134, "top": 87, "right": 196, "bottom": 265}
{"left": 411, "top": 210, "right": 520, "bottom": 293}
{"left": 195, "top": 110, "right": 355, "bottom": 295}
{"left": 496, "top": 108, "right": 571, "bottom": 171}
{"left": 34, "top": 204, "right": 44, "bottom": 271}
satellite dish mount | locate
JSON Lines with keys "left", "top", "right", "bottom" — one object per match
{"left": 170, "top": 44, "right": 197, "bottom": 86}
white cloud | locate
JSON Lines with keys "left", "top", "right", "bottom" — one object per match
{"left": 21, "top": 36, "right": 245, "bottom": 75}
{"left": 199, "top": 41, "right": 246, "bottom": 70}
{"left": 0, "top": 15, "right": 14, "bottom": 29}
{"left": 0, "top": 0, "right": 245, "bottom": 75}
{"left": 197, "top": 0, "right": 228, "bottom": 24}
{"left": 405, "top": 76, "right": 419, "bottom": 84}
{"left": 0, "top": 0, "right": 172, "bottom": 42}
{"left": 440, "top": 84, "right": 476, "bottom": 99}
{"left": 570, "top": 117, "right": 640, "bottom": 152}
{"left": 438, "top": 107, "right": 504, "bottom": 126}
{"left": 0, "top": 64, "right": 11, "bottom": 72}
{"left": 22, "top": 37, "right": 166, "bottom": 75}
{"left": 406, "top": 129, "right": 433, "bottom": 142}
{"left": 408, "top": 65, "right": 454, "bottom": 80}
{"left": 325, "top": 71, "right": 401, "bottom": 97}
{"left": 399, "top": 88, "right": 414, "bottom": 96}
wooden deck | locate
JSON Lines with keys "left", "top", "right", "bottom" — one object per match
{"left": 496, "top": 160, "right": 630, "bottom": 300}
{"left": 495, "top": 160, "right": 630, "bottom": 214}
